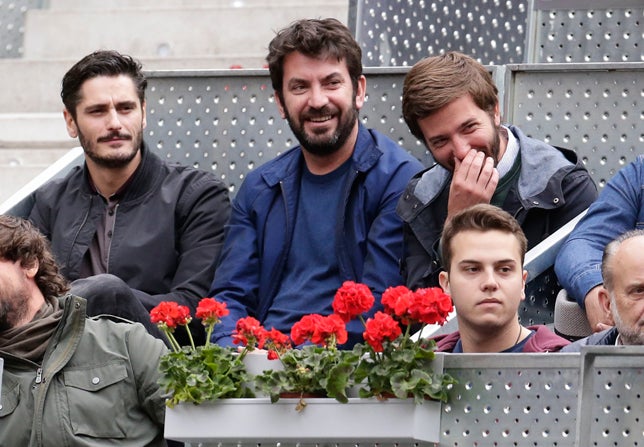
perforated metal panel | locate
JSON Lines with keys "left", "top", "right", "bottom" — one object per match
{"left": 0, "top": 0, "right": 43, "bottom": 58}
{"left": 354, "top": 0, "right": 530, "bottom": 66}
{"left": 577, "top": 346, "right": 644, "bottom": 447}
{"left": 529, "top": 0, "right": 644, "bottom": 63}
{"left": 521, "top": 266, "right": 559, "bottom": 325}
{"left": 505, "top": 62, "right": 644, "bottom": 189}
{"left": 442, "top": 353, "right": 581, "bottom": 446}
{"left": 145, "top": 66, "right": 504, "bottom": 195}
{"left": 146, "top": 69, "right": 433, "bottom": 195}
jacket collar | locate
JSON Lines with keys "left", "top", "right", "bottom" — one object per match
{"left": 81, "top": 142, "right": 163, "bottom": 202}
{"left": 260, "top": 124, "right": 382, "bottom": 188}
{"left": 412, "top": 125, "right": 576, "bottom": 209}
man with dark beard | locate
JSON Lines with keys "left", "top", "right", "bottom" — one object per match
{"left": 0, "top": 215, "right": 167, "bottom": 446}
{"left": 397, "top": 52, "right": 597, "bottom": 289}
{"left": 27, "top": 50, "right": 230, "bottom": 345}
{"left": 209, "top": 18, "right": 423, "bottom": 348}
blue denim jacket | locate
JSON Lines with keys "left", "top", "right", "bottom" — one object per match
{"left": 555, "top": 155, "right": 644, "bottom": 307}
{"left": 209, "top": 125, "right": 424, "bottom": 347}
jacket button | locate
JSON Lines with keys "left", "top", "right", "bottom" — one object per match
{"left": 532, "top": 200, "right": 539, "bottom": 205}
{"left": 404, "top": 194, "right": 410, "bottom": 200}
{"left": 553, "top": 198, "right": 560, "bottom": 204}
{"left": 92, "top": 377, "right": 100, "bottom": 385}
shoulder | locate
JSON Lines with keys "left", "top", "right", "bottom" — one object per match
{"left": 525, "top": 325, "right": 571, "bottom": 352}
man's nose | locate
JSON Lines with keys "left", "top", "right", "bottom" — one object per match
{"left": 106, "top": 109, "right": 122, "bottom": 129}
{"left": 481, "top": 269, "right": 499, "bottom": 291}
{"left": 451, "top": 134, "right": 471, "bottom": 160}
{"left": 308, "top": 85, "right": 329, "bottom": 109}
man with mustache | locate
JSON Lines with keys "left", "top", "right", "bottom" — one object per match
{"left": 27, "top": 50, "right": 230, "bottom": 344}
{"left": 397, "top": 52, "right": 597, "bottom": 289}
{"left": 434, "top": 204, "right": 569, "bottom": 352}
{"left": 209, "top": 18, "right": 424, "bottom": 348}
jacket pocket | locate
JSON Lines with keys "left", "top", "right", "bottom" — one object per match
{"left": 0, "top": 379, "right": 20, "bottom": 417}
{"left": 63, "top": 361, "right": 129, "bottom": 438}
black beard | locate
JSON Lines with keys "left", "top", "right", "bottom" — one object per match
{"left": 79, "top": 129, "right": 142, "bottom": 169}
{"left": 284, "top": 105, "right": 358, "bottom": 157}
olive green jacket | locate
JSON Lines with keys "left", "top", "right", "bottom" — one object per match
{"left": 0, "top": 295, "right": 168, "bottom": 446}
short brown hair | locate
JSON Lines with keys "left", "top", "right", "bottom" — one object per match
{"left": 266, "top": 18, "right": 362, "bottom": 100}
{"left": 440, "top": 204, "right": 527, "bottom": 272}
{"left": 402, "top": 51, "right": 498, "bottom": 141}
{"left": 0, "top": 215, "right": 69, "bottom": 300}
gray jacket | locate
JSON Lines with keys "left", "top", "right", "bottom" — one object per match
{"left": 396, "top": 125, "right": 597, "bottom": 289}
{"left": 0, "top": 295, "right": 168, "bottom": 446}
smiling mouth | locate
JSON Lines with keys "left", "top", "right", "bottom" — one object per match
{"left": 307, "top": 115, "right": 333, "bottom": 123}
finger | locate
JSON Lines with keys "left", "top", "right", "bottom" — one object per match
{"left": 464, "top": 151, "right": 486, "bottom": 181}
{"left": 453, "top": 149, "right": 477, "bottom": 180}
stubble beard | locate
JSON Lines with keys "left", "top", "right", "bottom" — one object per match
{"left": 79, "top": 126, "right": 143, "bottom": 169}
{"left": 0, "top": 287, "right": 30, "bottom": 331}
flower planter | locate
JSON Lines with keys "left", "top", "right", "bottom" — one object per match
{"left": 164, "top": 396, "right": 441, "bottom": 444}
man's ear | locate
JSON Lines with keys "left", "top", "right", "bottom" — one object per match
{"left": 63, "top": 108, "right": 78, "bottom": 138}
{"left": 23, "top": 259, "right": 39, "bottom": 280}
{"left": 597, "top": 286, "right": 615, "bottom": 325}
{"left": 274, "top": 92, "right": 286, "bottom": 119}
{"left": 438, "top": 270, "right": 450, "bottom": 294}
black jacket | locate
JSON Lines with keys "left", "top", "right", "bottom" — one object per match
{"left": 29, "top": 144, "right": 230, "bottom": 332}
{"left": 396, "top": 125, "right": 597, "bottom": 289}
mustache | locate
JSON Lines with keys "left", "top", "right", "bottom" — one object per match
{"left": 302, "top": 106, "right": 335, "bottom": 120}
{"left": 97, "top": 131, "right": 132, "bottom": 143}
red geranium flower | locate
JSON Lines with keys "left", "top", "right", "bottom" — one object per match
{"left": 332, "top": 280, "right": 375, "bottom": 322}
{"left": 196, "top": 297, "right": 229, "bottom": 326}
{"left": 363, "top": 311, "right": 402, "bottom": 352}
{"left": 409, "top": 287, "right": 453, "bottom": 325}
{"left": 313, "top": 314, "right": 348, "bottom": 346}
{"left": 381, "top": 285, "right": 416, "bottom": 324}
{"left": 290, "top": 314, "right": 323, "bottom": 345}
{"left": 291, "top": 314, "right": 348, "bottom": 347}
{"left": 150, "top": 301, "right": 191, "bottom": 329}
{"left": 232, "top": 316, "right": 266, "bottom": 347}
{"left": 262, "top": 328, "right": 292, "bottom": 359}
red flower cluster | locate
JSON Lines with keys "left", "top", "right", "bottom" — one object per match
{"left": 332, "top": 281, "right": 375, "bottom": 322}
{"left": 363, "top": 311, "right": 402, "bottom": 352}
{"left": 363, "top": 285, "right": 453, "bottom": 352}
{"left": 150, "top": 301, "right": 191, "bottom": 329}
{"left": 291, "top": 314, "right": 348, "bottom": 347}
{"left": 196, "top": 297, "right": 229, "bottom": 326}
{"left": 232, "top": 317, "right": 291, "bottom": 360}
{"left": 381, "top": 285, "right": 453, "bottom": 326}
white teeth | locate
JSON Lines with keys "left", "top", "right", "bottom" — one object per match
{"left": 309, "top": 116, "right": 332, "bottom": 122}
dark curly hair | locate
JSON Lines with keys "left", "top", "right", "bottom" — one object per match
{"left": 266, "top": 18, "right": 362, "bottom": 102}
{"left": 0, "top": 215, "right": 69, "bottom": 300}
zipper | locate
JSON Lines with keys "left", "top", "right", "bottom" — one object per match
{"left": 105, "top": 203, "right": 119, "bottom": 273}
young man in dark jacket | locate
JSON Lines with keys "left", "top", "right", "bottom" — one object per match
{"left": 433, "top": 204, "right": 569, "bottom": 353}
{"left": 0, "top": 215, "right": 168, "bottom": 446}
{"left": 209, "top": 19, "right": 423, "bottom": 348}
{"left": 397, "top": 52, "right": 597, "bottom": 289}
{"left": 28, "top": 51, "right": 230, "bottom": 344}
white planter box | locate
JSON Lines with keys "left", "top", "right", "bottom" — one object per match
{"left": 165, "top": 397, "right": 441, "bottom": 444}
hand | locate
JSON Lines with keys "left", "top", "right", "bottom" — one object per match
{"left": 584, "top": 286, "right": 614, "bottom": 332}
{"left": 447, "top": 149, "right": 499, "bottom": 218}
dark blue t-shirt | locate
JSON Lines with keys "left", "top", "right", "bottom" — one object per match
{"left": 264, "top": 158, "right": 352, "bottom": 334}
